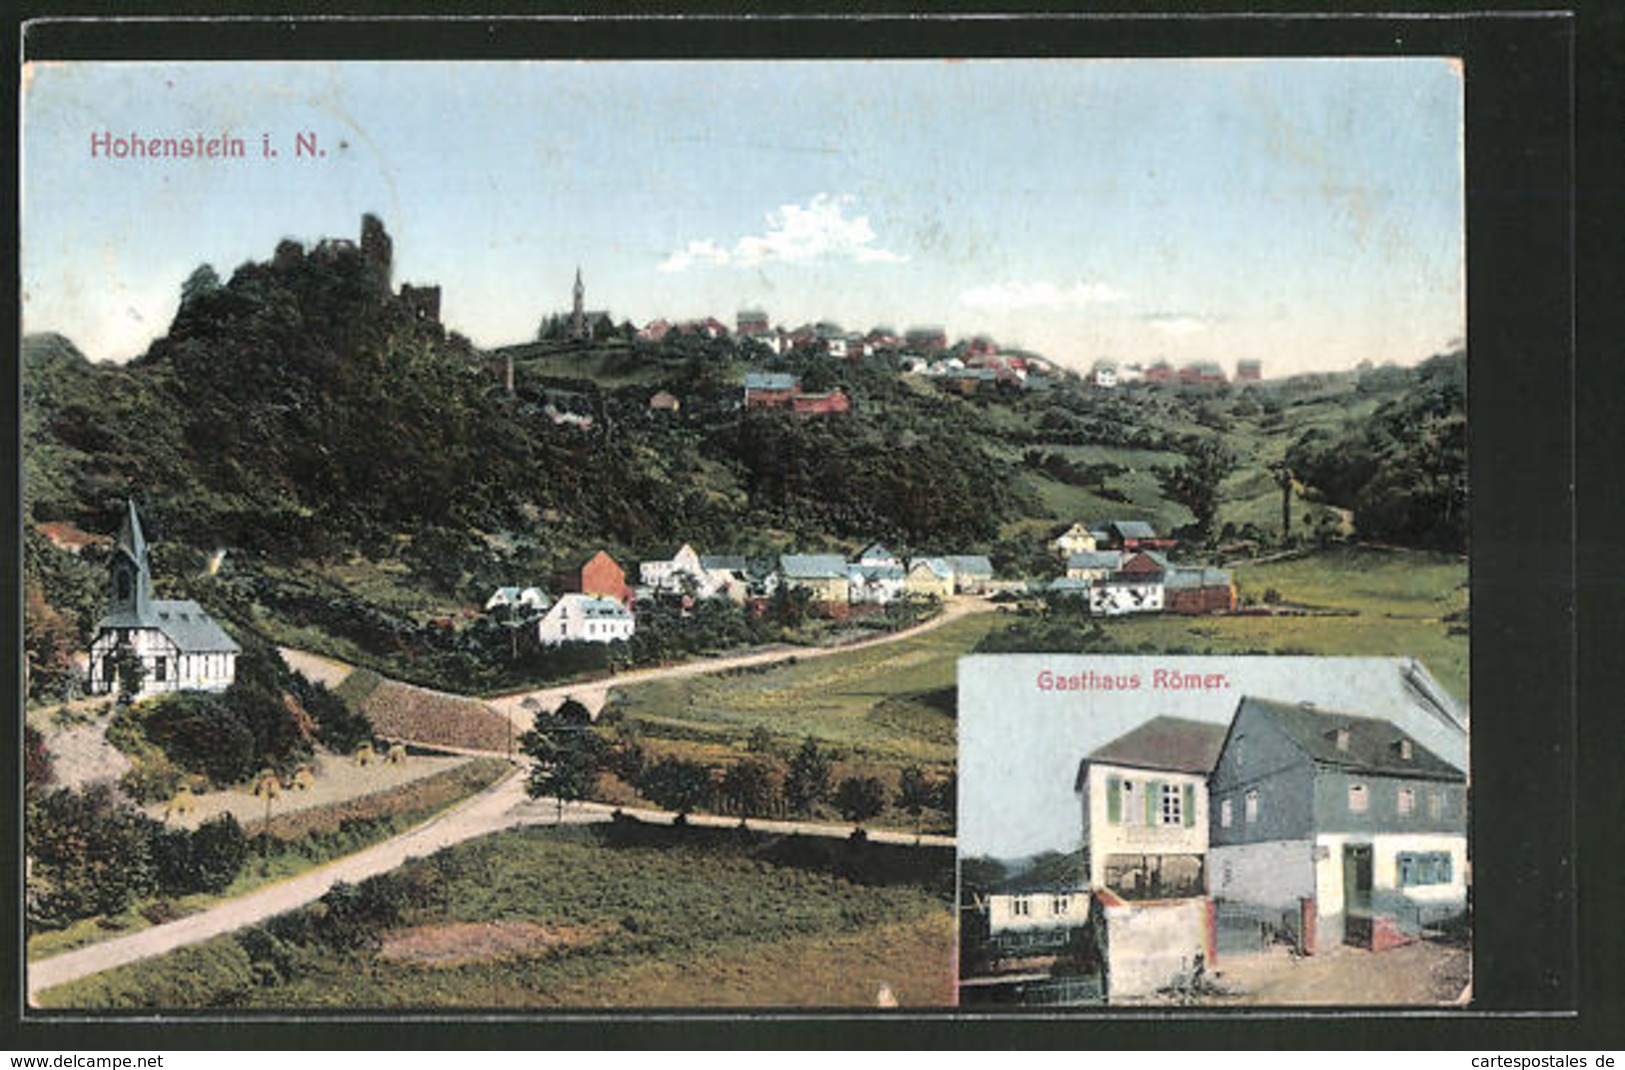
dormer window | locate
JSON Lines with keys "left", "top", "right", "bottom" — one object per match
{"left": 1334, "top": 728, "right": 1351, "bottom": 752}
{"left": 1398, "top": 738, "right": 1413, "bottom": 761}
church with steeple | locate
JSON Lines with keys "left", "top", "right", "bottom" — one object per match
{"left": 87, "top": 500, "right": 239, "bottom": 701}
{"left": 568, "top": 267, "right": 613, "bottom": 342}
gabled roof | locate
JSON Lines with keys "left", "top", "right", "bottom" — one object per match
{"left": 1164, "top": 567, "right": 1233, "bottom": 589}
{"left": 856, "top": 542, "right": 897, "bottom": 563}
{"left": 943, "top": 554, "right": 994, "bottom": 576}
{"left": 1048, "top": 577, "right": 1091, "bottom": 592}
{"left": 642, "top": 543, "right": 698, "bottom": 563}
{"left": 1083, "top": 716, "right": 1228, "bottom": 777}
{"left": 1067, "top": 551, "right": 1124, "bottom": 571}
{"left": 700, "top": 554, "right": 750, "bottom": 573}
{"left": 1238, "top": 696, "right": 1465, "bottom": 782}
{"left": 1122, "top": 550, "right": 1171, "bottom": 571}
{"left": 908, "top": 557, "right": 954, "bottom": 580}
{"left": 744, "top": 371, "right": 799, "bottom": 392}
{"left": 555, "top": 593, "right": 633, "bottom": 620}
{"left": 850, "top": 563, "right": 905, "bottom": 582}
{"left": 575, "top": 549, "right": 622, "bottom": 571}
{"left": 121, "top": 599, "right": 240, "bottom": 654}
{"left": 1110, "top": 520, "right": 1160, "bottom": 540}
{"left": 780, "top": 554, "right": 850, "bottom": 579}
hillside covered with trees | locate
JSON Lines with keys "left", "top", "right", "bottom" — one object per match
{"left": 23, "top": 218, "right": 1467, "bottom": 697}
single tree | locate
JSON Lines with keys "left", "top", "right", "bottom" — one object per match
{"left": 834, "top": 775, "right": 887, "bottom": 829}
{"left": 520, "top": 709, "right": 608, "bottom": 823}
{"left": 720, "top": 757, "right": 781, "bottom": 819}
{"left": 895, "top": 764, "right": 935, "bottom": 840}
{"left": 785, "top": 737, "right": 833, "bottom": 815}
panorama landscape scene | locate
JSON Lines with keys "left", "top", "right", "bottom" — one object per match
{"left": 21, "top": 59, "right": 1466, "bottom": 1010}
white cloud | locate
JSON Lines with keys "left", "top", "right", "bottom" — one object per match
{"left": 659, "top": 193, "right": 906, "bottom": 273}
{"left": 959, "top": 279, "right": 1124, "bottom": 310}
{"left": 1141, "top": 312, "right": 1213, "bottom": 337}
{"left": 658, "top": 239, "right": 731, "bottom": 273}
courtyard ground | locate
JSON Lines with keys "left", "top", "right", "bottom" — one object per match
{"left": 1192, "top": 940, "right": 1471, "bottom": 1006}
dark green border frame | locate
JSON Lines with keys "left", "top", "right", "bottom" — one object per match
{"left": 5, "top": 3, "right": 1607, "bottom": 1049}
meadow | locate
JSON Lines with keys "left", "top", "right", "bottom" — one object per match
{"left": 606, "top": 609, "right": 999, "bottom": 770}
{"left": 611, "top": 545, "right": 1470, "bottom": 780}
{"left": 38, "top": 821, "right": 956, "bottom": 1010}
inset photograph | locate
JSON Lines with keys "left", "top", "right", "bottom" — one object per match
{"left": 956, "top": 655, "right": 1469, "bottom": 1007}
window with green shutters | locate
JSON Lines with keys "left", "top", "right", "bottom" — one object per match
{"left": 1107, "top": 775, "right": 1121, "bottom": 824}
{"left": 1397, "top": 851, "right": 1453, "bottom": 886}
{"left": 1182, "top": 782, "right": 1195, "bottom": 827}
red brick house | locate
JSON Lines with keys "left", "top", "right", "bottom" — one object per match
{"left": 1178, "top": 361, "right": 1227, "bottom": 386}
{"left": 554, "top": 550, "right": 631, "bottom": 606}
{"left": 743, "top": 371, "right": 801, "bottom": 409}
{"left": 1102, "top": 521, "right": 1178, "bottom": 552}
{"left": 1118, "top": 550, "right": 1170, "bottom": 579}
{"left": 1163, "top": 567, "right": 1237, "bottom": 615}
{"left": 791, "top": 388, "right": 852, "bottom": 416}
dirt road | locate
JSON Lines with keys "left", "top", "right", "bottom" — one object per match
{"left": 29, "top": 769, "right": 953, "bottom": 1003}
{"left": 488, "top": 594, "right": 991, "bottom": 727}
{"left": 29, "top": 603, "right": 980, "bottom": 1002}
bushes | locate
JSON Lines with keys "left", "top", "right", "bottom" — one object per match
{"left": 637, "top": 757, "right": 713, "bottom": 817}
{"left": 24, "top": 724, "right": 55, "bottom": 794}
{"left": 288, "top": 672, "right": 371, "bottom": 753}
{"left": 146, "top": 813, "right": 248, "bottom": 898}
{"left": 26, "top": 786, "right": 252, "bottom": 932}
{"left": 833, "top": 776, "right": 887, "bottom": 827}
{"left": 140, "top": 692, "right": 259, "bottom": 784}
{"left": 26, "top": 785, "right": 156, "bottom": 929}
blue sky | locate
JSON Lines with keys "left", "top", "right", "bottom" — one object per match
{"left": 22, "top": 59, "right": 1463, "bottom": 374}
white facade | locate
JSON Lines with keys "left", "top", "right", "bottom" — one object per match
{"left": 905, "top": 558, "right": 955, "bottom": 600}
{"left": 847, "top": 566, "right": 906, "bottom": 605}
{"left": 536, "top": 594, "right": 635, "bottom": 646}
{"left": 639, "top": 544, "right": 710, "bottom": 595}
{"left": 987, "top": 890, "right": 1090, "bottom": 935}
{"left": 1079, "top": 761, "right": 1210, "bottom": 891}
{"left": 1312, "top": 831, "right": 1468, "bottom": 941}
{"left": 88, "top": 623, "right": 236, "bottom": 700}
{"left": 485, "top": 586, "right": 549, "bottom": 613}
{"left": 1050, "top": 523, "right": 1098, "bottom": 557}
{"left": 1088, "top": 581, "right": 1164, "bottom": 616}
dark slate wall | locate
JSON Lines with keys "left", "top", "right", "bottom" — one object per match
{"left": 1208, "top": 703, "right": 1316, "bottom": 846}
{"left": 1311, "top": 770, "right": 1467, "bottom": 837}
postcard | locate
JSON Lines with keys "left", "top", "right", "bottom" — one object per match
{"left": 20, "top": 54, "right": 1468, "bottom": 1014}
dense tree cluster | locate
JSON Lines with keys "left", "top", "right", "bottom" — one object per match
{"left": 25, "top": 783, "right": 251, "bottom": 931}
{"left": 1286, "top": 351, "right": 1467, "bottom": 553}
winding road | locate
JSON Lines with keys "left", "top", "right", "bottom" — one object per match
{"left": 29, "top": 600, "right": 980, "bottom": 1004}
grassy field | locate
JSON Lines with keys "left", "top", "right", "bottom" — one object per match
{"left": 39, "top": 822, "right": 956, "bottom": 1010}
{"left": 612, "top": 547, "right": 1469, "bottom": 782}
{"left": 607, "top": 610, "right": 1001, "bottom": 768}
{"left": 982, "top": 546, "right": 1468, "bottom": 702}
{"left": 27, "top": 759, "right": 512, "bottom": 963}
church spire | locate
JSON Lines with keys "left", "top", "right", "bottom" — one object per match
{"left": 572, "top": 266, "right": 586, "bottom": 340}
{"left": 110, "top": 499, "right": 152, "bottom": 621}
